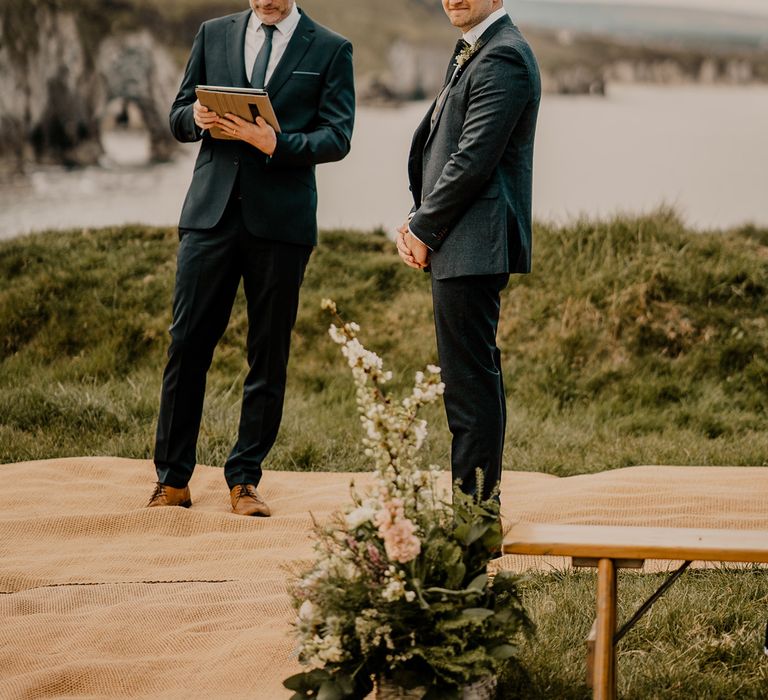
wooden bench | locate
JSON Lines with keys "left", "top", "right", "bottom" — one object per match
{"left": 502, "top": 523, "right": 768, "bottom": 700}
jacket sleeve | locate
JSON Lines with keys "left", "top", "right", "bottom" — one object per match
{"left": 169, "top": 23, "right": 206, "bottom": 143}
{"left": 408, "top": 46, "right": 532, "bottom": 251}
{"left": 268, "top": 41, "right": 355, "bottom": 167}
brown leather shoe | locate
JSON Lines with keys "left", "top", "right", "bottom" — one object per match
{"left": 146, "top": 482, "right": 192, "bottom": 508}
{"left": 230, "top": 484, "right": 271, "bottom": 517}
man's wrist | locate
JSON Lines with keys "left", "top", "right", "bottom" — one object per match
{"left": 265, "top": 133, "right": 280, "bottom": 160}
{"left": 407, "top": 226, "right": 432, "bottom": 251}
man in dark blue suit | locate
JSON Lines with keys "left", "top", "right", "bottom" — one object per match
{"left": 148, "top": 0, "right": 355, "bottom": 515}
{"left": 397, "top": 0, "right": 540, "bottom": 501}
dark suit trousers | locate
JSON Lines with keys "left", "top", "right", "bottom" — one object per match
{"left": 431, "top": 273, "right": 509, "bottom": 500}
{"left": 154, "top": 189, "right": 312, "bottom": 489}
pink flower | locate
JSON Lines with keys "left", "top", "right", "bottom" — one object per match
{"left": 381, "top": 518, "right": 421, "bottom": 563}
{"left": 375, "top": 499, "right": 421, "bottom": 564}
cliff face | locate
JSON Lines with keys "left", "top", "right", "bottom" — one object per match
{"left": 0, "top": 1, "right": 177, "bottom": 177}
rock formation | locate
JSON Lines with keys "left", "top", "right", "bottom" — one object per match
{"left": 0, "top": 1, "right": 178, "bottom": 178}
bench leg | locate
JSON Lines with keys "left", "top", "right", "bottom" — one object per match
{"left": 593, "top": 558, "right": 617, "bottom": 700}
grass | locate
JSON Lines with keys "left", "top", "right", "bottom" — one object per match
{"left": 1, "top": 210, "right": 766, "bottom": 472}
{"left": 501, "top": 567, "right": 768, "bottom": 699}
{"left": 1, "top": 212, "right": 766, "bottom": 696}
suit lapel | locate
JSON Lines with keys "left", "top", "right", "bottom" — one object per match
{"left": 425, "top": 15, "right": 512, "bottom": 146}
{"left": 266, "top": 12, "right": 316, "bottom": 99}
{"left": 408, "top": 107, "right": 434, "bottom": 205}
{"left": 226, "top": 10, "right": 251, "bottom": 87}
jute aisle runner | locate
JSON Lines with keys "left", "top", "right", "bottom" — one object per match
{"left": 1, "top": 458, "right": 767, "bottom": 699}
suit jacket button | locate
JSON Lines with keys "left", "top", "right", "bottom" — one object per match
{"left": 234, "top": 157, "right": 240, "bottom": 165}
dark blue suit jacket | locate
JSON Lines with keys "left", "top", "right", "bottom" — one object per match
{"left": 170, "top": 9, "right": 355, "bottom": 246}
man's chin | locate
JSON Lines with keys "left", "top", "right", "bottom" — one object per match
{"left": 255, "top": 9, "right": 283, "bottom": 23}
{"left": 447, "top": 12, "right": 471, "bottom": 29}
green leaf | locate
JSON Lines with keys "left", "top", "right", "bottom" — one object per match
{"left": 317, "top": 679, "right": 345, "bottom": 700}
{"left": 462, "top": 608, "right": 494, "bottom": 621}
{"left": 483, "top": 532, "right": 499, "bottom": 548}
{"left": 440, "top": 543, "right": 462, "bottom": 566}
{"left": 445, "top": 562, "right": 466, "bottom": 588}
{"left": 453, "top": 521, "right": 488, "bottom": 546}
{"left": 489, "top": 643, "right": 518, "bottom": 660}
{"left": 335, "top": 674, "right": 355, "bottom": 695}
{"left": 467, "top": 573, "right": 487, "bottom": 591}
{"left": 490, "top": 569, "right": 517, "bottom": 588}
{"left": 282, "top": 673, "right": 306, "bottom": 691}
{"left": 283, "top": 669, "right": 329, "bottom": 692}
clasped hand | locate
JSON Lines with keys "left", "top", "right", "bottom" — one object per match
{"left": 396, "top": 221, "right": 429, "bottom": 270}
{"left": 193, "top": 100, "right": 277, "bottom": 156}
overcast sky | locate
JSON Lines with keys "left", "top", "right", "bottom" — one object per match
{"left": 529, "top": 0, "right": 768, "bottom": 17}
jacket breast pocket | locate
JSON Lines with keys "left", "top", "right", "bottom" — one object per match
{"left": 289, "top": 71, "right": 321, "bottom": 98}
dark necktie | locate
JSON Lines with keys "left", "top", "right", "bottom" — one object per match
{"left": 442, "top": 38, "right": 470, "bottom": 85}
{"left": 250, "top": 24, "right": 276, "bottom": 89}
{"left": 431, "top": 39, "right": 470, "bottom": 128}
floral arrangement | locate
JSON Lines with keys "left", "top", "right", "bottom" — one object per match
{"left": 455, "top": 41, "right": 482, "bottom": 70}
{"left": 283, "top": 300, "right": 531, "bottom": 700}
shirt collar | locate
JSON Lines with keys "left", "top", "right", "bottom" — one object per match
{"left": 462, "top": 6, "right": 507, "bottom": 45}
{"left": 249, "top": 2, "right": 301, "bottom": 36}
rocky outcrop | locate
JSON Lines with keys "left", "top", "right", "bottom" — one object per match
{"left": 605, "top": 57, "right": 757, "bottom": 85}
{"left": 0, "top": 1, "right": 178, "bottom": 177}
{"left": 97, "top": 31, "right": 179, "bottom": 163}
{"left": 0, "top": 6, "right": 98, "bottom": 173}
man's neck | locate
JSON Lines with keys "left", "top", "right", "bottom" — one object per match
{"left": 462, "top": 6, "right": 506, "bottom": 44}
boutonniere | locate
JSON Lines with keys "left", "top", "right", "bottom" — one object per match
{"left": 455, "top": 41, "right": 481, "bottom": 70}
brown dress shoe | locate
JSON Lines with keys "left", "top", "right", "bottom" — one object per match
{"left": 146, "top": 482, "right": 192, "bottom": 508}
{"left": 230, "top": 484, "right": 271, "bottom": 517}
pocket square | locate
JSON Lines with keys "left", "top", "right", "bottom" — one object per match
{"left": 292, "top": 70, "right": 320, "bottom": 76}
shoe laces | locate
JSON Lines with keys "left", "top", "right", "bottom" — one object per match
{"left": 237, "top": 484, "right": 264, "bottom": 503}
{"left": 147, "top": 482, "right": 168, "bottom": 505}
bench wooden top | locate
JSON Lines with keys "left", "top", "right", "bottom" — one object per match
{"left": 503, "top": 523, "right": 768, "bottom": 563}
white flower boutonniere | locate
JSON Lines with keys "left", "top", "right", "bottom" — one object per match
{"left": 455, "top": 41, "right": 481, "bottom": 70}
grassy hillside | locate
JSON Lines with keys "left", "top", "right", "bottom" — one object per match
{"left": 1, "top": 215, "right": 767, "bottom": 698}
{"left": 1, "top": 211, "right": 766, "bottom": 471}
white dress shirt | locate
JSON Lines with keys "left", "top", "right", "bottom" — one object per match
{"left": 244, "top": 3, "right": 301, "bottom": 85}
{"left": 462, "top": 6, "right": 507, "bottom": 46}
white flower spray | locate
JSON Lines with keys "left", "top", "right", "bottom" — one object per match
{"left": 291, "top": 300, "right": 448, "bottom": 673}
{"left": 321, "top": 299, "right": 446, "bottom": 539}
